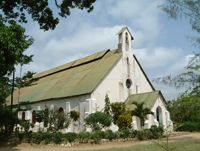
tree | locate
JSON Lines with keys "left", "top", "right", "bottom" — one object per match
{"left": 84, "top": 111, "right": 112, "bottom": 131}
{"left": 131, "top": 102, "right": 153, "bottom": 128}
{"left": 116, "top": 111, "right": 132, "bottom": 130}
{"left": 104, "top": 94, "right": 111, "bottom": 115}
{"left": 157, "top": 0, "right": 200, "bottom": 96}
{"left": 0, "top": 20, "right": 33, "bottom": 78}
{"left": 161, "top": 0, "right": 200, "bottom": 47}
{"left": 110, "top": 102, "right": 126, "bottom": 124}
{"left": 0, "top": 0, "right": 96, "bottom": 31}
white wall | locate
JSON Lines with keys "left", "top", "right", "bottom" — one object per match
{"left": 132, "top": 95, "right": 172, "bottom": 130}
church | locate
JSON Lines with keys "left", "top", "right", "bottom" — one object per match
{"left": 9, "top": 27, "right": 172, "bottom": 132}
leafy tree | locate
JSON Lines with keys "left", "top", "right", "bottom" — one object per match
{"left": 116, "top": 111, "right": 132, "bottom": 130}
{"left": 110, "top": 102, "right": 126, "bottom": 124}
{"left": 0, "top": 107, "right": 18, "bottom": 133}
{"left": 0, "top": 20, "right": 33, "bottom": 78}
{"left": 85, "top": 111, "right": 112, "bottom": 131}
{"left": 104, "top": 94, "right": 111, "bottom": 115}
{"left": 0, "top": 0, "right": 96, "bottom": 31}
{"left": 131, "top": 102, "right": 153, "bottom": 128}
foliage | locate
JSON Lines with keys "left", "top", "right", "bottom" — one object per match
{"left": 104, "top": 94, "right": 111, "bottom": 115}
{"left": 85, "top": 111, "right": 112, "bottom": 131}
{"left": 36, "top": 110, "right": 44, "bottom": 123}
{"left": 78, "top": 131, "right": 91, "bottom": 143}
{"left": 0, "top": 107, "right": 18, "bottom": 134}
{"left": 64, "top": 132, "right": 77, "bottom": 143}
{"left": 32, "top": 132, "right": 44, "bottom": 144}
{"left": 49, "top": 110, "right": 70, "bottom": 131}
{"left": 118, "top": 128, "right": 130, "bottom": 140}
{"left": 0, "top": 20, "right": 33, "bottom": 77}
{"left": 111, "top": 102, "right": 126, "bottom": 124}
{"left": 176, "top": 121, "right": 200, "bottom": 132}
{"left": 169, "top": 95, "right": 200, "bottom": 124}
{"left": 131, "top": 102, "right": 153, "bottom": 128}
{"left": 70, "top": 110, "right": 80, "bottom": 121}
{"left": 116, "top": 111, "right": 132, "bottom": 130}
{"left": 104, "top": 130, "right": 117, "bottom": 141}
{"left": 91, "top": 130, "right": 102, "bottom": 144}
{"left": 19, "top": 120, "right": 32, "bottom": 132}
{"left": 0, "top": 0, "right": 96, "bottom": 30}
{"left": 43, "top": 108, "right": 49, "bottom": 127}
{"left": 161, "top": 0, "right": 200, "bottom": 47}
{"left": 52, "top": 132, "right": 63, "bottom": 144}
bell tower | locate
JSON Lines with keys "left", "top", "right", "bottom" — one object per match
{"left": 117, "top": 27, "right": 134, "bottom": 57}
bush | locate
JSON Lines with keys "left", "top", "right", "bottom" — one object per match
{"left": 32, "top": 132, "right": 44, "bottom": 144}
{"left": 176, "top": 122, "right": 200, "bottom": 132}
{"left": 104, "top": 130, "right": 117, "bottom": 141}
{"left": 129, "top": 129, "right": 137, "bottom": 138}
{"left": 43, "top": 132, "right": 52, "bottom": 144}
{"left": 52, "top": 132, "right": 63, "bottom": 144}
{"left": 64, "top": 132, "right": 77, "bottom": 143}
{"left": 136, "top": 130, "right": 147, "bottom": 140}
{"left": 85, "top": 112, "right": 112, "bottom": 131}
{"left": 116, "top": 112, "right": 132, "bottom": 130}
{"left": 119, "top": 128, "right": 130, "bottom": 140}
{"left": 151, "top": 125, "right": 163, "bottom": 138}
{"left": 78, "top": 131, "right": 91, "bottom": 143}
{"left": 70, "top": 111, "right": 80, "bottom": 121}
{"left": 91, "top": 131, "right": 102, "bottom": 144}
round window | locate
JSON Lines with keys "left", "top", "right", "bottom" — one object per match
{"left": 126, "top": 79, "right": 132, "bottom": 89}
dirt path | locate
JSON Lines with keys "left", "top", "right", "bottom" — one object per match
{"left": 0, "top": 132, "right": 200, "bottom": 151}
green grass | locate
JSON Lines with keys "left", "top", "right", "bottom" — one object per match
{"left": 88, "top": 140, "right": 200, "bottom": 151}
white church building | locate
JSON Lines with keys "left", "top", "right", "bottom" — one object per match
{"left": 9, "top": 27, "right": 172, "bottom": 132}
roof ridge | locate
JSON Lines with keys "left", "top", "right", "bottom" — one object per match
{"left": 35, "top": 49, "right": 111, "bottom": 79}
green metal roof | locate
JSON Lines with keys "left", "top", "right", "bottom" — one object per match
{"left": 8, "top": 49, "right": 122, "bottom": 105}
{"left": 125, "top": 91, "right": 161, "bottom": 110}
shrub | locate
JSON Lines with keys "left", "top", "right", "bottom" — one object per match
{"left": 136, "top": 130, "right": 147, "bottom": 140}
{"left": 119, "top": 128, "right": 130, "bottom": 140}
{"left": 32, "top": 132, "right": 44, "bottom": 144}
{"left": 111, "top": 102, "right": 126, "bottom": 124}
{"left": 64, "top": 132, "right": 77, "bottom": 143}
{"left": 176, "top": 122, "right": 200, "bottom": 132}
{"left": 149, "top": 125, "right": 163, "bottom": 139}
{"left": 85, "top": 112, "right": 112, "bottom": 131}
{"left": 91, "top": 131, "right": 102, "bottom": 144}
{"left": 104, "top": 130, "right": 117, "bottom": 141}
{"left": 116, "top": 112, "right": 132, "bottom": 130}
{"left": 52, "top": 132, "right": 63, "bottom": 144}
{"left": 43, "top": 132, "right": 52, "bottom": 144}
{"left": 129, "top": 129, "right": 137, "bottom": 138}
{"left": 78, "top": 131, "right": 91, "bottom": 143}
{"left": 70, "top": 111, "right": 80, "bottom": 121}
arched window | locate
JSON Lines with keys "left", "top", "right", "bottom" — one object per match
{"left": 156, "top": 106, "right": 163, "bottom": 125}
{"left": 125, "top": 32, "right": 129, "bottom": 51}
{"left": 22, "top": 111, "right": 26, "bottom": 121}
{"left": 32, "top": 110, "right": 36, "bottom": 124}
{"left": 126, "top": 57, "right": 130, "bottom": 76}
{"left": 58, "top": 107, "right": 64, "bottom": 113}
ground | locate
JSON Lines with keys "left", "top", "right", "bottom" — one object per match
{"left": 0, "top": 132, "right": 200, "bottom": 151}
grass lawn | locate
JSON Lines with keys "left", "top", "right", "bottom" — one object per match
{"left": 90, "top": 140, "right": 200, "bottom": 151}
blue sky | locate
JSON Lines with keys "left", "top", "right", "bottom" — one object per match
{"left": 22, "top": 0, "right": 196, "bottom": 100}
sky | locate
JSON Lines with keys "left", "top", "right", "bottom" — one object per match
{"left": 21, "top": 0, "right": 197, "bottom": 100}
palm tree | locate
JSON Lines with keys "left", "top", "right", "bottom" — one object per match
{"left": 131, "top": 102, "right": 153, "bottom": 129}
